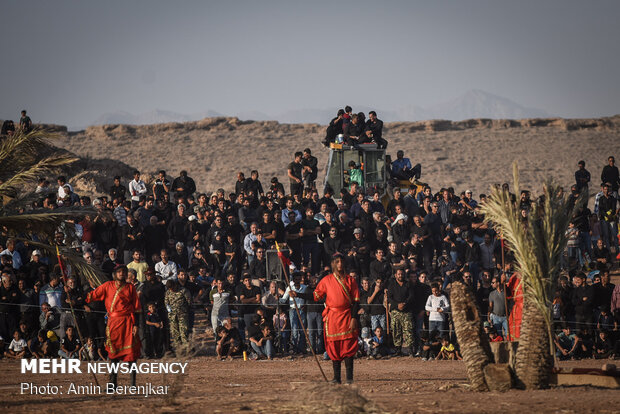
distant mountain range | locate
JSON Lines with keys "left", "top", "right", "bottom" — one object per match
{"left": 85, "top": 89, "right": 550, "bottom": 130}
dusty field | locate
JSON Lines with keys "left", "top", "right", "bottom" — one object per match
{"left": 2, "top": 356, "right": 619, "bottom": 413}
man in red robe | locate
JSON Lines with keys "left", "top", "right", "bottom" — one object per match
{"left": 86, "top": 264, "right": 141, "bottom": 386}
{"left": 313, "top": 254, "right": 360, "bottom": 384}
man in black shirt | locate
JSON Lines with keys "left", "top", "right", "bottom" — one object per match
{"left": 302, "top": 148, "right": 318, "bottom": 192}
{"left": 152, "top": 170, "right": 170, "bottom": 201}
{"left": 236, "top": 274, "right": 261, "bottom": 341}
{"left": 387, "top": 268, "right": 414, "bottom": 356}
{"left": 365, "top": 111, "right": 387, "bottom": 149}
{"left": 246, "top": 170, "right": 264, "bottom": 197}
{"left": 109, "top": 176, "right": 127, "bottom": 202}
{"left": 598, "top": 183, "right": 618, "bottom": 251}
{"left": 601, "top": 156, "right": 619, "bottom": 194}
{"left": 323, "top": 109, "right": 344, "bottom": 146}
{"left": 287, "top": 152, "right": 304, "bottom": 196}
{"left": 571, "top": 273, "right": 593, "bottom": 329}
{"left": 369, "top": 248, "right": 392, "bottom": 282}
{"left": 574, "top": 160, "right": 591, "bottom": 192}
{"left": 171, "top": 170, "right": 196, "bottom": 199}
{"left": 249, "top": 247, "right": 267, "bottom": 286}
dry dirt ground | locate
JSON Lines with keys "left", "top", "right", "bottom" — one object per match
{"left": 2, "top": 356, "right": 619, "bottom": 413}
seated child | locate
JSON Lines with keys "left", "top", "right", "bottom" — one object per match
{"left": 420, "top": 330, "right": 441, "bottom": 361}
{"left": 593, "top": 330, "right": 614, "bottom": 359}
{"left": 79, "top": 337, "right": 98, "bottom": 361}
{"left": 369, "top": 327, "right": 388, "bottom": 358}
{"left": 4, "top": 330, "right": 28, "bottom": 359}
{"left": 29, "top": 330, "right": 51, "bottom": 358}
{"left": 58, "top": 326, "right": 81, "bottom": 359}
{"left": 436, "top": 335, "right": 462, "bottom": 360}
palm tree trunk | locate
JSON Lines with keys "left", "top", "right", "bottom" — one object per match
{"left": 514, "top": 293, "right": 553, "bottom": 389}
{"left": 450, "top": 282, "right": 494, "bottom": 391}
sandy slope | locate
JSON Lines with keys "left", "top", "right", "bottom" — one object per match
{"left": 54, "top": 116, "right": 620, "bottom": 199}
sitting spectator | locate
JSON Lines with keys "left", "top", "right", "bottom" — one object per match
{"left": 593, "top": 330, "right": 614, "bottom": 359}
{"left": 420, "top": 330, "right": 441, "bottom": 361}
{"left": 4, "top": 330, "right": 28, "bottom": 359}
{"left": 436, "top": 336, "right": 462, "bottom": 360}
{"left": 555, "top": 325, "right": 579, "bottom": 360}
{"left": 216, "top": 319, "right": 241, "bottom": 360}
{"left": 58, "top": 325, "right": 81, "bottom": 359}
{"left": 391, "top": 150, "right": 421, "bottom": 182}
{"left": 79, "top": 337, "right": 98, "bottom": 361}
{"left": 369, "top": 326, "right": 388, "bottom": 359}
{"left": 249, "top": 320, "right": 275, "bottom": 360}
{"left": 29, "top": 329, "right": 52, "bottom": 358}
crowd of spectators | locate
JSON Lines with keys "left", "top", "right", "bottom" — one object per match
{"left": 0, "top": 111, "right": 619, "bottom": 363}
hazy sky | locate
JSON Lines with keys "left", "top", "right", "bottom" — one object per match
{"left": 1, "top": 0, "right": 619, "bottom": 129}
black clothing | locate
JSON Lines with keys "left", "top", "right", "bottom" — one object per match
{"left": 249, "top": 258, "right": 267, "bottom": 280}
{"left": 236, "top": 284, "right": 261, "bottom": 315}
{"left": 369, "top": 259, "right": 392, "bottom": 282}
{"left": 365, "top": 118, "right": 387, "bottom": 148}
{"left": 601, "top": 165, "right": 620, "bottom": 192}
{"left": 246, "top": 178, "right": 264, "bottom": 196}
{"left": 109, "top": 184, "right": 127, "bottom": 201}
{"left": 171, "top": 175, "right": 196, "bottom": 198}
{"left": 387, "top": 279, "right": 413, "bottom": 312}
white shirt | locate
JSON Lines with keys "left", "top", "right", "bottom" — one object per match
{"left": 1, "top": 248, "right": 22, "bottom": 269}
{"left": 129, "top": 179, "right": 147, "bottom": 202}
{"left": 9, "top": 338, "right": 27, "bottom": 352}
{"left": 155, "top": 260, "right": 178, "bottom": 282}
{"left": 57, "top": 183, "right": 73, "bottom": 199}
{"left": 425, "top": 294, "right": 450, "bottom": 322}
{"left": 280, "top": 282, "right": 307, "bottom": 308}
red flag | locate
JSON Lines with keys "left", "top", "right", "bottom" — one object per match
{"left": 56, "top": 245, "right": 69, "bottom": 284}
{"left": 277, "top": 251, "right": 291, "bottom": 267}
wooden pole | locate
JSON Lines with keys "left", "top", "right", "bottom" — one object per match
{"left": 275, "top": 242, "right": 328, "bottom": 382}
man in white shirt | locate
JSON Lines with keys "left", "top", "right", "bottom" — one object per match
{"left": 128, "top": 170, "right": 147, "bottom": 209}
{"left": 1, "top": 239, "right": 22, "bottom": 269}
{"left": 279, "top": 272, "right": 308, "bottom": 354}
{"left": 425, "top": 282, "right": 450, "bottom": 334}
{"left": 155, "top": 249, "right": 177, "bottom": 282}
{"left": 56, "top": 176, "right": 73, "bottom": 200}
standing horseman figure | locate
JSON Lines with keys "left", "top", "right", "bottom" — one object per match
{"left": 305, "top": 254, "right": 360, "bottom": 384}
{"left": 86, "top": 264, "right": 141, "bottom": 387}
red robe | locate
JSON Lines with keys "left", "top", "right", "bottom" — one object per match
{"left": 314, "top": 273, "right": 359, "bottom": 361}
{"left": 86, "top": 281, "right": 141, "bottom": 361}
{"left": 507, "top": 274, "right": 523, "bottom": 340}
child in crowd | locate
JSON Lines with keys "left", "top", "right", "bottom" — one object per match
{"left": 145, "top": 302, "right": 164, "bottom": 358}
{"left": 4, "top": 330, "right": 28, "bottom": 359}
{"left": 79, "top": 337, "right": 98, "bottom": 361}
{"left": 597, "top": 307, "right": 615, "bottom": 332}
{"left": 29, "top": 330, "right": 50, "bottom": 358}
{"left": 59, "top": 325, "right": 81, "bottom": 359}
{"left": 273, "top": 308, "right": 289, "bottom": 354}
{"left": 436, "top": 336, "right": 462, "bottom": 360}
{"left": 347, "top": 161, "right": 363, "bottom": 187}
{"left": 420, "top": 330, "right": 441, "bottom": 361}
{"left": 369, "top": 327, "right": 388, "bottom": 359}
{"left": 593, "top": 330, "right": 614, "bottom": 359}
